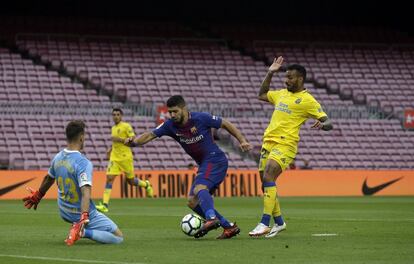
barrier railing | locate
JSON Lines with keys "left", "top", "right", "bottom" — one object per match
{"left": 0, "top": 101, "right": 387, "bottom": 119}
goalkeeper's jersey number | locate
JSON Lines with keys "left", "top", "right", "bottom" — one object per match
{"left": 57, "top": 176, "right": 79, "bottom": 203}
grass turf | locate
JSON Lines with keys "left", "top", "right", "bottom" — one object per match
{"left": 0, "top": 197, "right": 413, "bottom": 264}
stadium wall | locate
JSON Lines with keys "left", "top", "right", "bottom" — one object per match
{"left": 1, "top": 170, "right": 413, "bottom": 199}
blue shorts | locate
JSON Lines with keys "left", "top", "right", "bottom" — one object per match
{"left": 59, "top": 208, "right": 118, "bottom": 233}
{"left": 189, "top": 159, "right": 228, "bottom": 196}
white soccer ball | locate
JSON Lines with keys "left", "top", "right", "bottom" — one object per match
{"left": 181, "top": 213, "right": 203, "bottom": 236}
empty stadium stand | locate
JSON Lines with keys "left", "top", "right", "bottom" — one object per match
{"left": 1, "top": 19, "right": 413, "bottom": 170}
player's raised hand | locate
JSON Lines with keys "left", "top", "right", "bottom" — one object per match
{"left": 239, "top": 141, "right": 252, "bottom": 152}
{"left": 22, "top": 187, "right": 44, "bottom": 210}
{"left": 268, "top": 56, "right": 284, "bottom": 73}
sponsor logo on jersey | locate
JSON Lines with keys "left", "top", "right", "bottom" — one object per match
{"left": 179, "top": 134, "right": 204, "bottom": 144}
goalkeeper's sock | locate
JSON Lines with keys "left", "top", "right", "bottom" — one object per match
{"left": 102, "top": 183, "right": 112, "bottom": 206}
{"left": 192, "top": 205, "right": 231, "bottom": 228}
{"left": 84, "top": 229, "right": 123, "bottom": 244}
{"left": 197, "top": 189, "right": 216, "bottom": 219}
{"left": 134, "top": 178, "right": 148, "bottom": 188}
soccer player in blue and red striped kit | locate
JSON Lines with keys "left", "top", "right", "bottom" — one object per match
{"left": 128, "top": 95, "right": 252, "bottom": 239}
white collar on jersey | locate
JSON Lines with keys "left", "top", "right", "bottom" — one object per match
{"left": 63, "top": 148, "right": 81, "bottom": 153}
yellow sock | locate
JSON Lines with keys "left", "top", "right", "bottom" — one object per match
{"left": 135, "top": 178, "right": 147, "bottom": 188}
{"left": 272, "top": 195, "right": 281, "bottom": 217}
{"left": 263, "top": 185, "right": 277, "bottom": 215}
{"left": 103, "top": 188, "right": 112, "bottom": 205}
{"left": 138, "top": 180, "right": 147, "bottom": 188}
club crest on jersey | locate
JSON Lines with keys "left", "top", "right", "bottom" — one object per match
{"left": 190, "top": 126, "right": 198, "bottom": 134}
{"left": 295, "top": 98, "right": 302, "bottom": 104}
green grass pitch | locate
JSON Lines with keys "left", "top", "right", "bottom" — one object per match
{"left": 0, "top": 197, "right": 413, "bottom": 264}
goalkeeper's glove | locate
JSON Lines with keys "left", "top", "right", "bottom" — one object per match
{"left": 79, "top": 211, "right": 90, "bottom": 225}
{"left": 22, "top": 187, "right": 44, "bottom": 210}
{"left": 65, "top": 212, "right": 90, "bottom": 246}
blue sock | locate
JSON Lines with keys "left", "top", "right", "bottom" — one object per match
{"left": 192, "top": 205, "right": 231, "bottom": 228}
{"left": 192, "top": 205, "right": 206, "bottom": 218}
{"left": 197, "top": 189, "right": 216, "bottom": 219}
{"left": 214, "top": 209, "right": 231, "bottom": 228}
{"left": 274, "top": 215, "right": 284, "bottom": 226}
{"left": 133, "top": 178, "right": 140, "bottom": 186}
{"left": 84, "top": 229, "right": 123, "bottom": 244}
{"left": 261, "top": 214, "right": 271, "bottom": 226}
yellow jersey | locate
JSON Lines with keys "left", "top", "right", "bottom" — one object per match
{"left": 110, "top": 121, "right": 135, "bottom": 161}
{"left": 264, "top": 89, "right": 327, "bottom": 150}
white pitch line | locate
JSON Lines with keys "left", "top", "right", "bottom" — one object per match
{"left": 0, "top": 254, "right": 147, "bottom": 264}
{"left": 311, "top": 233, "right": 338, "bottom": 237}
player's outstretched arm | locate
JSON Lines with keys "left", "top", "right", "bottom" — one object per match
{"left": 126, "top": 131, "right": 157, "bottom": 147}
{"left": 311, "top": 116, "right": 333, "bottom": 131}
{"left": 220, "top": 119, "right": 252, "bottom": 152}
{"left": 22, "top": 174, "right": 55, "bottom": 210}
{"left": 259, "top": 56, "right": 284, "bottom": 102}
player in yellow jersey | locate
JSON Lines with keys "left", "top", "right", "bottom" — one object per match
{"left": 248, "top": 56, "right": 333, "bottom": 238}
{"left": 96, "top": 108, "right": 153, "bottom": 213}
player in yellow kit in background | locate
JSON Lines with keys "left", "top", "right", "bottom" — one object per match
{"left": 248, "top": 56, "right": 333, "bottom": 238}
{"left": 96, "top": 108, "right": 153, "bottom": 213}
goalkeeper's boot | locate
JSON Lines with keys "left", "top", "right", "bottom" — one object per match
{"left": 194, "top": 218, "right": 220, "bottom": 238}
{"left": 96, "top": 202, "right": 109, "bottom": 213}
{"left": 265, "top": 222, "right": 287, "bottom": 238}
{"left": 248, "top": 223, "right": 271, "bottom": 237}
{"left": 145, "top": 180, "right": 154, "bottom": 198}
{"left": 65, "top": 223, "right": 85, "bottom": 246}
{"left": 216, "top": 223, "right": 240, "bottom": 239}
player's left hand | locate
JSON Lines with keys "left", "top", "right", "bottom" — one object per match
{"left": 239, "top": 141, "right": 252, "bottom": 152}
{"left": 311, "top": 120, "right": 324, "bottom": 130}
{"left": 22, "top": 187, "right": 44, "bottom": 210}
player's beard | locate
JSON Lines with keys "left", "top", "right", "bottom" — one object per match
{"left": 286, "top": 82, "right": 297, "bottom": 92}
{"left": 171, "top": 113, "right": 184, "bottom": 124}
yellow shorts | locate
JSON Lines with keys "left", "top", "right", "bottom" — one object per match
{"left": 259, "top": 141, "right": 297, "bottom": 172}
{"left": 107, "top": 159, "right": 135, "bottom": 179}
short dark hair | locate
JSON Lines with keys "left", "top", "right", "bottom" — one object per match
{"left": 167, "top": 95, "right": 186, "bottom": 108}
{"left": 287, "top": 64, "right": 306, "bottom": 80}
{"left": 66, "top": 120, "right": 86, "bottom": 142}
{"left": 112, "top": 108, "right": 123, "bottom": 115}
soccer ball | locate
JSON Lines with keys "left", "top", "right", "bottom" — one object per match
{"left": 181, "top": 213, "right": 203, "bottom": 236}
